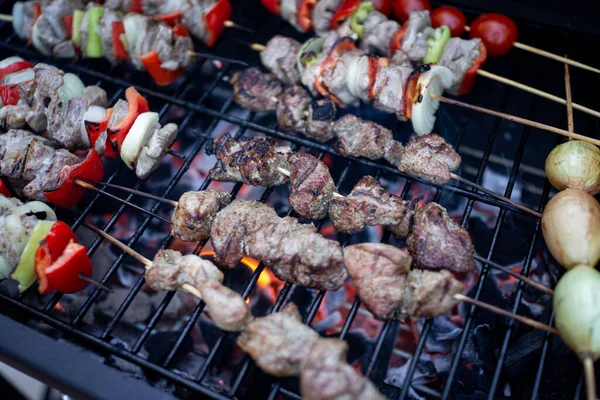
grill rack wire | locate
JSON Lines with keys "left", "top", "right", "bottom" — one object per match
{"left": 0, "top": 0, "right": 598, "bottom": 399}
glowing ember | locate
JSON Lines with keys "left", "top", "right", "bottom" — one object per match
{"left": 200, "top": 250, "right": 272, "bottom": 288}
{"left": 54, "top": 302, "right": 65, "bottom": 312}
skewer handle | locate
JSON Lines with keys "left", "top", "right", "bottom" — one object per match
{"left": 182, "top": 283, "right": 203, "bottom": 299}
{"left": 82, "top": 222, "right": 153, "bottom": 267}
{"left": 583, "top": 356, "right": 597, "bottom": 400}
{"left": 0, "top": 14, "right": 13, "bottom": 22}
{"left": 250, "top": 43, "right": 266, "bottom": 52}
{"left": 473, "top": 254, "right": 553, "bottom": 295}
{"left": 78, "top": 274, "right": 112, "bottom": 292}
{"left": 91, "top": 181, "right": 179, "bottom": 207}
{"left": 564, "top": 60, "right": 575, "bottom": 134}
{"left": 477, "top": 69, "right": 600, "bottom": 119}
{"left": 513, "top": 42, "right": 600, "bottom": 75}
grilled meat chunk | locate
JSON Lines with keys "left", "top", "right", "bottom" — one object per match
{"left": 312, "top": 0, "right": 342, "bottom": 36}
{"left": 171, "top": 190, "right": 232, "bottom": 242}
{"left": 146, "top": 249, "right": 224, "bottom": 292}
{"left": 1, "top": 135, "right": 56, "bottom": 183}
{"left": 361, "top": 11, "right": 400, "bottom": 57}
{"left": 209, "top": 133, "right": 292, "bottom": 187}
{"left": 246, "top": 216, "right": 347, "bottom": 290}
{"left": 343, "top": 243, "right": 412, "bottom": 319}
{"left": 0, "top": 104, "right": 30, "bottom": 129}
{"left": 210, "top": 200, "right": 280, "bottom": 268}
{"left": 333, "top": 114, "right": 404, "bottom": 166}
{"left": 305, "top": 97, "right": 336, "bottom": 142}
{"left": 398, "top": 10, "right": 434, "bottom": 62}
{"left": 403, "top": 269, "right": 464, "bottom": 318}
{"left": 407, "top": 202, "right": 476, "bottom": 273}
{"left": 288, "top": 152, "right": 336, "bottom": 219}
{"left": 398, "top": 134, "right": 461, "bottom": 184}
{"left": 329, "top": 176, "right": 415, "bottom": 237}
{"left": 320, "top": 44, "right": 361, "bottom": 107}
{"left": 300, "top": 339, "right": 386, "bottom": 400}
{"left": 231, "top": 68, "right": 283, "bottom": 112}
{"left": 197, "top": 279, "right": 253, "bottom": 331}
{"left": 26, "top": 63, "right": 64, "bottom": 134}
{"left": 261, "top": 36, "right": 302, "bottom": 84}
{"left": 135, "top": 123, "right": 178, "bottom": 179}
{"left": 276, "top": 86, "right": 311, "bottom": 133}
{"left": 181, "top": 0, "right": 216, "bottom": 45}
{"left": 24, "top": 149, "right": 79, "bottom": 200}
{"left": 439, "top": 38, "right": 484, "bottom": 96}
{"left": 237, "top": 303, "right": 319, "bottom": 377}
{"left": 100, "top": 9, "right": 122, "bottom": 65}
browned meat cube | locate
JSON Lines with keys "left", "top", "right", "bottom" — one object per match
{"left": 300, "top": 339, "right": 386, "bottom": 400}
{"left": 305, "top": 97, "right": 336, "bottom": 142}
{"left": 231, "top": 68, "right": 283, "bottom": 112}
{"left": 288, "top": 152, "right": 336, "bottom": 220}
{"left": 237, "top": 303, "right": 319, "bottom": 377}
{"left": 407, "top": 202, "right": 476, "bottom": 273}
{"left": 171, "top": 190, "right": 231, "bottom": 242}
{"left": 329, "top": 176, "right": 415, "bottom": 238}
{"left": 260, "top": 36, "right": 301, "bottom": 85}
{"left": 398, "top": 134, "right": 461, "bottom": 184}
{"left": 198, "top": 279, "right": 253, "bottom": 332}
{"left": 276, "top": 85, "right": 311, "bottom": 133}
{"left": 403, "top": 269, "right": 464, "bottom": 319}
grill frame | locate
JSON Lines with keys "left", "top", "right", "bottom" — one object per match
{"left": 0, "top": 0, "right": 598, "bottom": 399}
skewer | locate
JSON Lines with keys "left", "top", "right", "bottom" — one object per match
{"left": 249, "top": 42, "right": 600, "bottom": 120}
{"left": 463, "top": 26, "right": 600, "bottom": 75}
{"left": 564, "top": 59, "right": 575, "bottom": 134}
{"left": 473, "top": 254, "right": 552, "bottom": 295}
{"left": 432, "top": 94, "right": 600, "bottom": 147}
{"left": 75, "top": 180, "right": 172, "bottom": 224}
{"left": 583, "top": 357, "right": 597, "bottom": 400}
{"left": 187, "top": 51, "right": 250, "bottom": 67}
{"left": 165, "top": 148, "right": 185, "bottom": 159}
{"left": 224, "top": 20, "right": 255, "bottom": 34}
{"left": 90, "top": 181, "right": 179, "bottom": 207}
{"left": 77, "top": 274, "right": 112, "bottom": 292}
{"left": 82, "top": 222, "right": 200, "bottom": 298}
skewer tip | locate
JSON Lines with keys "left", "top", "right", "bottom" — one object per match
{"left": 250, "top": 43, "right": 266, "bottom": 52}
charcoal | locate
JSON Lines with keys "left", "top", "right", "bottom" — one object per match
{"left": 144, "top": 330, "right": 193, "bottom": 366}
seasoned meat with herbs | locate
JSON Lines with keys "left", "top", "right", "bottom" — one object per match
{"left": 300, "top": 339, "right": 386, "bottom": 400}
{"left": 287, "top": 152, "right": 336, "bottom": 220}
{"left": 361, "top": 11, "right": 400, "bottom": 57}
{"left": 276, "top": 86, "right": 311, "bottom": 133}
{"left": 1, "top": 135, "right": 56, "bottom": 182}
{"left": 209, "top": 133, "right": 292, "bottom": 187}
{"left": 171, "top": 189, "right": 232, "bottom": 242}
{"left": 246, "top": 216, "right": 347, "bottom": 290}
{"left": 407, "top": 202, "right": 476, "bottom": 273}
{"left": 343, "top": 243, "right": 412, "bottom": 319}
{"left": 329, "top": 176, "right": 415, "bottom": 237}
{"left": 305, "top": 97, "right": 336, "bottom": 142}
{"left": 261, "top": 36, "right": 302, "bottom": 84}
{"left": 398, "top": 134, "right": 461, "bottom": 184}
{"left": 333, "top": 114, "right": 404, "bottom": 166}
{"left": 231, "top": 68, "right": 283, "bottom": 112}
{"left": 210, "top": 200, "right": 280, "bottom": 268}
{"left": 237, "top": 303, "right": 319, "bottom": 377}
{"left": 439, "top": 38, "right": 484, "bottom": 96}
{"left": 24, "top": 149, "right": 79, "bottom": 200}
{"left": 198, "top": 279, "right": 253, "bottom": 331}
{"left": 312, "top": 0, "right": 342, "bottom": 36}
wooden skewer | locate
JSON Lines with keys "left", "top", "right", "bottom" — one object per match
{"left": 75, "top": 180, "right": 172, "bottom": 224}
{"left": 77, "top": 274, "right": 112, "bottom": 292}
{"left": 454, "top": 293, "right": 558, "bottom": 335}
{"left": 224, "top": 20, "right": 255, "bottom": 34}
{"left": 583, "top": 356, "right": 597, "bottom": 400}
{"left": 463, "top": 26, "right": 600, "bottom": 75}
{"left": 187, "top": 51, "right": 249, "bottom": 67}
{"left": 564, "top": 58, "right": 575, "bottom": 134}
{"left": 473, "top": 254, "right": 553, "bottom": 295}
{"left": 82, "top": 222, "right": 201, "bottom": 298}
{"left": 0, "top": 14, "right": 11, "bottom": 22}
{"left": 90, "top": 181, "right": 179, "bottom": 207}
{"left": 165, "top": 148, "right": 185, "bottom": 159}
{"left": 432, "top": 94, "right": 600, "bottom": 147}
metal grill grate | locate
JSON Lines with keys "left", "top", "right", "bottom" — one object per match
{"left": 0, "top": 0, "right": 598, "bottom": 399}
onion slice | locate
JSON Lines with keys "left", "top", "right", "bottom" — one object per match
{"left": 411, "top": 65, "right": 453, "bottom": 136}
{"left": 4, "top": 202, "right": 57, "bottom": 261}
{"left": 2, "top": 68, "right": 34, "bottom": 85}
{"left": 347, "top": 54, "right": 369, "bottom": 100}
{"left": 80, "top": 105, "right": 107, "bottom": 148}
{"left": 12, "top": 3, "right": 26, "bottom": 40}
{"left": 120, "top": 112, "right": 160, "bottom": 169}
{"left": 296, "top": 37, "right": 324, "bottom": 76}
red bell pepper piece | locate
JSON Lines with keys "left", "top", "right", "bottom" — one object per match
{"left": 367, "top": 56, "right": 389, "bottom": 100}
{"left": 315, "top": 37, "right": 356, "bottom": 105}
{"left": 43, "top": 150, "right": 104, "bottom": 208}
{"left": 330, "top": 0, "right": 360, "bottom": 30}
{"left": 111, "top": 21, "right": 129, "bottom": 60}
{"left": 129, "top": 0, "right": 143, "bottom": 13}
{"left": 204, "top": 0, "right": 232, "bottom": 47}
{"left": 0, "top": 179, "right": 11, "bottom": 197}
{"left": 0, "top": 60, "right": 32, "bottom": 81}
{"left": 390, "top": 24, "right": 408, "bottom": 56}
{"left": 38, "top": 241, "right": 92, "bottom": 294}
{"left": 457, "top": 43, "right": 488, "bottom": 95}
{"left": 173, "top": 24, "right": 190, "bottom": 37}
{"left": 140, "top": 50, "right": 184, "bottom": 87}
{"left": 63, "top": 15, "right": 74, "bottom": 39}
{"left": 154, "top": 11, "right": 183, "bottom": 27}
{"left": 297, "top": 0, "right": 318, "bottom": 31}
{"left": 35, "top": 221, "right": 77, "bottom": 295}
{"left": 29, "top": 3, "right": 42, "bottom": 46}
{"left": 261, "top": 0, "right": 281, "bottom": 15}
{"left": 104, "top": 87, "right": 149, "bottom": 158}
{"left": 401, "top": 64, "right": 430, "bottom": 120}
{"left": 0, "top": 84, "right": 21, "bottom": 106}
{"left": 85, "top": 108, "right": 112, "bottom": 148}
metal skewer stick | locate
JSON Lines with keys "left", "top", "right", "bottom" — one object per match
{"left": 82, "top": 222, "right": 200, "bottom": 298}
{"left": 75, "top": 180, "right": 172, "bottom": 224}
{"left": 463, "top": 26, "right": 600, "bottom": 75}
{"left": 432, "top": 94, "right": 600, "bottom": 147}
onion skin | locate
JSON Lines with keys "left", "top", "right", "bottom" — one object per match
{"left": 542, "top": 189, "right": 600, "bottom": 269}
{"left": 545, "top": 141, "right": 600, "bottom": 195}
{"left": 554, "top": 265, "right": 600, "bottom": 360}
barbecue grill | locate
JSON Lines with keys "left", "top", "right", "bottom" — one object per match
{"left": 0, "top": 0, "right": 598, "bottom": 399}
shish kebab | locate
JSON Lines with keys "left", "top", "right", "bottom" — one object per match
{"left": 3, "top": 0, "right": 247, "bottom": 86}
{"left": 260, "top": 0, "right": 600, "bottom": 110}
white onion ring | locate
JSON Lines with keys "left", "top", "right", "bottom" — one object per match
{"left": 4, "top": 202, "right": 57, "bottom": 259}
{"left": 411, "top": 65, "right": 454, "bottom": 136}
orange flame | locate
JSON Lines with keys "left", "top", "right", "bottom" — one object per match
{"left": 200, "top": 250, "right": 272, "bottom": 288}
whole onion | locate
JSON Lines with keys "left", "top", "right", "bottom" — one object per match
{"left": 545, "top": 141, "right": 600, "bottom": 195}
{"left": 541, "top": 188, "right": 600, "bottom": 269}
{"left": 554, "top": 265, "right": 600, "bottom": 360}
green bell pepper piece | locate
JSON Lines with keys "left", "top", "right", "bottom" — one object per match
{"left": 422, "top": 25, "right": 450, "bottom": 64}
{"left": 11, "top": 220, "right": 54, "bottom": 293}
{"left": 86, "top": 6, "right": 105, "bottom": 58}
{"left": 72, "top": 9, "right": 84, "bottom": 48}
{"left": 350, "top": 2, "right": 375, "bottom": 39}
